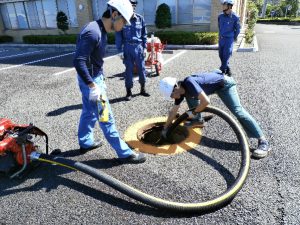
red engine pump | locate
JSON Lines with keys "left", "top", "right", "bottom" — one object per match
{"left": 0, "top": 118, "right": 48, "bottom": 177}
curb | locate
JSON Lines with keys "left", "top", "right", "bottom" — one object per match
{"left": 0, "top": 43, "right": 219, "bottom": 51}
{"left": 237, "top": 33, "right": 259, "bottom": 52}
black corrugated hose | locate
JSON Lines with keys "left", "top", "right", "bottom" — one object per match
{"left": 31, "top": 105, "right": 250, "bottom": 213}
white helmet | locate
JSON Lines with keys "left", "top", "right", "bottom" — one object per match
{"left": 159, "top": 77, "right": 177, "bottom": 100}
{"left": 107, "top": 0, "right": 133, "bottom": 25}
{"left": 223, "top": 0, "right": 234, "bottom": 5}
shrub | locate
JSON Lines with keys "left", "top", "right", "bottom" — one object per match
{"left": 23, "top": 35, "right": 77, "bottom": 44}
{"left": 155, "top": 3, "right": 172, "bottom": 29}
{"left": 245, "top": 1, "right": 258, "bottom": 44}
{"left": 154, "top": 31, "right": 218, "bottom": 45}
{"left": 0, "top": 35, "right": 13, "bottom": 43}
{"left": 245, "top": 29, "right": 254, "bottom": 44}
{"left": 56, "top": 11, "right": 69, "bottom": 34}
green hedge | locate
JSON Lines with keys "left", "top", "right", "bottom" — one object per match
{"left": 152, "top": 31, "right": 218, "bottom": 45}
{"left": 257, "top": 17, "right": 300, "bottom": 24}
{"left": 23, "top": 34, "right": 77, "bottom": 44}
{"left": 0, "top": 35, "right": 13, "bottom": 43}
{"left": 23, "top": 32, "right": 218, "bottom": 45}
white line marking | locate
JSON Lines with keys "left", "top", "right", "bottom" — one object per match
{"left": 162, "top": 50, "right": 187, "bottom": 65}
{"left": 0, "top": 50, "right": 44, "bottom": 60}
{"left": 0, "top": 52, "right": 74, "bottom": 71}
{"left": 53, "top": 54, "right": 117, "bottom": 76}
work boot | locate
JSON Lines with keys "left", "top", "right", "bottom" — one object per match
{"left": 79, "top": 141, "right": 102, "bottom": 154}
{"left": 117, "top": 152, "right": 146, "bottom": 164}
{"left": 125, "top": 88, "right": 132, "bottom": 101}
{"left": 140, "top": 84, "right": 150, "bottom": 97}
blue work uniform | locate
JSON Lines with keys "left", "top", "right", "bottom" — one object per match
{"left": 176, "top": 72, "right": 264, "bottom": 139}
{"left": 115, "top": 13, "right": 147, "bottom": 89}
{"left": 73, "top": 20, "right": 133, "bottom": 158}
{"left": 218, "top": 12, "right": 240, "bottom": 73}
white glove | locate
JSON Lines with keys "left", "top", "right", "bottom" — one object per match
{"left": 143, "top": 49, "right": 147, "bottom": 58}
{"left": 89, "top": 85, "right": 101, "bottom": 102}
{"left": 186, "top": 111, "right": 196, "bottom": 119}
{"left": 161, "top": 128, "right": 168, "bottom": 139}
{"left": 118, "top": 52, "right": 124, "bottom": 60}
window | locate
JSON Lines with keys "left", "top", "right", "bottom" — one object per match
{"left": 42, "top": 0, "right": 57, "bottom": 28}
{"left": 35, "top": 0, "right": 46, "bottom": 28}
{"left": 57, "top": 0, "right": 78, "bottom": 27}
{"left": 6, "top": 3, "right": 18, "bottom": 29}
{"left": 193, "top": 0, "right": 211, "bottom": 24}
{"left": 92, "top": 0, "right": 107, "bottom": 20}
{"left": 25, "top": 1, "right": 40, "bottom": 29}
{"left": 143, "top": 1, "right": 156, "bottom": 25}
{"left": 0, "top": 4, "right": 11, "bottom": 29}
{"left": 135, "top": 0, "right": 144, "bottom": 17}
{"left": 178, "top": 0, "right": 193, "bottom": 24}
{"left": 66, "top": 0, "right": 78, "bottom": 27}
{"left": 14, "top": 2, "right": 28, "bottom": 29}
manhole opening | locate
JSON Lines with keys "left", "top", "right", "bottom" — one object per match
{"left": 137, "top": 122, "right": 189, "bottom": 146}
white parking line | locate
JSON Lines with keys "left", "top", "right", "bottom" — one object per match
{"left": 53, "top": 54, "right": 117, "bottom": 76}
{"left": 162, "top": 50, "right": 187, "bottom": 66}
{"left": 0, "top": 52, "right": 74, "bottom": 71}
{"left": 0, "top": 50, "right": 44, "bottom": 60}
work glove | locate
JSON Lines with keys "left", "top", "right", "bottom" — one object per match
{"left": 89, "top": 85, "right": 101, "bottom": 102}
{"left": 143, "top": 49, "right": 147, "bottom": 58}
{"left": 186, "top": 110, "right": 196, "bottom": 120}
{"left": 118, "top": 52, "right": 124, "bottom": 60}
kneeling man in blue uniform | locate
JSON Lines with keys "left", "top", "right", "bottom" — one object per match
{"left": 159, "top": 70, "right": 271, "bottom": 159}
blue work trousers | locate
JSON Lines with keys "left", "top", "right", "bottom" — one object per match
{"left": 216, "top": 76, "right": 264, "bottom": 138}
{"left": 77, "top": 74, "right": 133, "bottom": 158}
{"left": 124, "top": 43, "right": 146, "bottom": 89}
{"left": 219, "top": 37, "right": 234, "bottom": 72}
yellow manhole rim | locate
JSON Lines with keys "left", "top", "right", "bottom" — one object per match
{"left": 124, "top": 117, "right": 202, "bottom": 155}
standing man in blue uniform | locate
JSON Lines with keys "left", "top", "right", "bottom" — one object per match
{"left": 218, "top": 0, "right": 240, "bottom": 76}
{"left": 159, "top": 71, "right": 271, "bottom": 159}
{"left": 73, "top": 0, "right": 146, "bottom": 164}
{"left": 115, "top": 0, "right": 149, "bottom": 101}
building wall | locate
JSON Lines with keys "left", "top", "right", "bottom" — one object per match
{"left": 0, "top": 0, "right": 248, "bottom": 42}
{"left": 210, "top": 0, "right": 223, "bottom": 32}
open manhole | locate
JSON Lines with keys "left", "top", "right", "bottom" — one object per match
{"left": 137, "top": 122, "right": 188, "bottom": 146}
{"left": 124, "top": 117, "right": 202, "bottom": 155}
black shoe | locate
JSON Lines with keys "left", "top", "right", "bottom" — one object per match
{"left": 226, "top": 68, "right": 232, "bottom": 76}
{"left": 79, "top": 141, "right": 102, "bottom": 154}
{"left": 140, "top": 85, "right": 150, "bottom": 97}
{"left": 125, "top": 88, "right": 132, "bottom": 101}
{"left": 118, "top": 152, "right": 146, "bottom": 164}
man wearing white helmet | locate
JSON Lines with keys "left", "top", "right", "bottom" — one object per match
{"left": 159, "top": 70, "right": 270, "bottom": 159}
{"left": 218, "top": 0, "right": 240, "bottom": 76}
{"left": 73, "top": 0, "right": 146, "bottom": 163}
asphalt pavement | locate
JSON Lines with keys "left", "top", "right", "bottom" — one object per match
{"left": 0, "top": 24, "right": 299, "bottom": 224}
